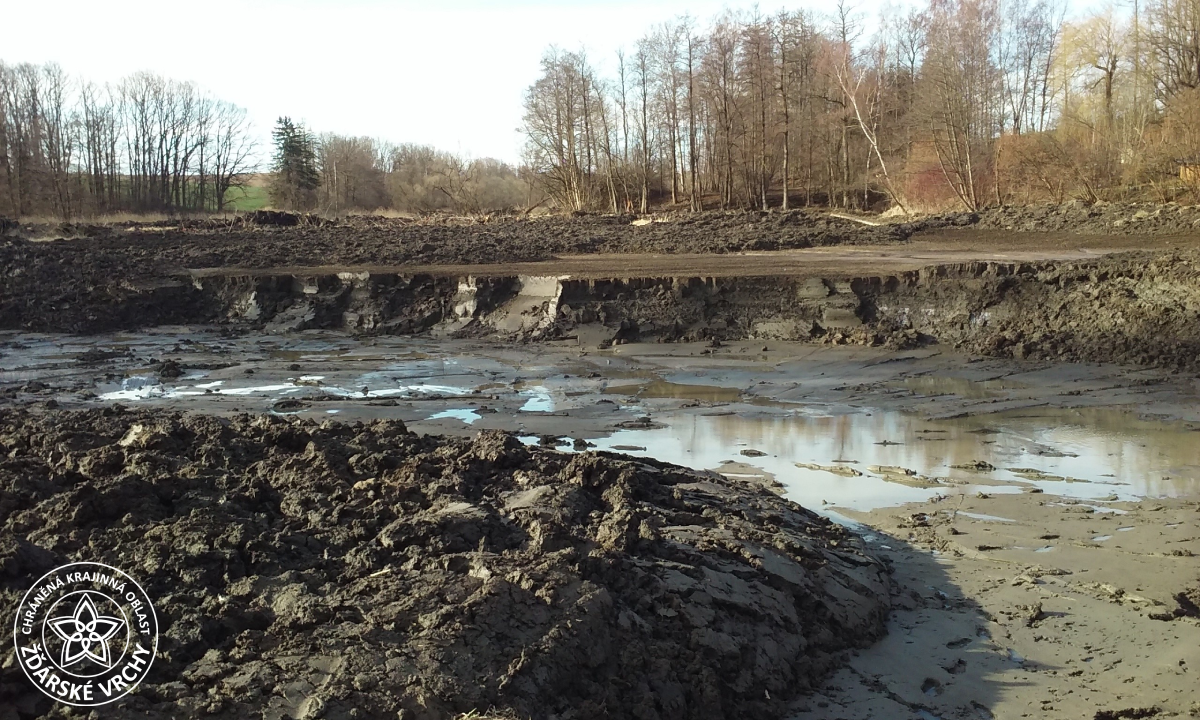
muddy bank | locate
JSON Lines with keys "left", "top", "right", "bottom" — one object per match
{"left": 0, "top": 210, "right": 923, "bottom": 335}
{"left": 0, "top": 408, "right": 891, "bottom": 720}
{"left": 3, "top": 205, "right": 1200, "bottom": 371}
{"left": 183, "top": 250, "right": 1200, "bottom": 371}
{"left": 819, "top": 491, "right": 1200, "bottom": 719}
{"left": 865, "top": 250, "right": 1200, "bottom": 371}
{"left": 970, "top": 201, "right": 1200, "bottom": 235}
{"left": 5, "top": 248, "right": 1200, "bottom": 372}
{"left": 0, "top": 210, "right": 922, "bottom": 270}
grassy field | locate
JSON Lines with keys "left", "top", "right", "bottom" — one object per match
{"left": 223, "top": 182, "right": 270, "bottom": 212}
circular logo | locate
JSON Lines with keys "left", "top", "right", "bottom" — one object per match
{"left": 12, "top": 562, "right": 158, "bottom": 706}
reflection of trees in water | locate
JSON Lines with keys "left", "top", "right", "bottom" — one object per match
{"left": 665, "top": 408, "right": 1200, "bottom": 499}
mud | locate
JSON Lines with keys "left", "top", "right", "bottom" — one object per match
{"left": 4, "top": 200, "right": 1199, "bottom": 718}
{"left": 0, "top": 211, "right": 913, "bottom": 335}
{"left": 68, "top": 251, "right": 1200, "bottom": 372}
{"left": 822, "top": 491, "right": 1200, "bottom": 719}
{"left": 865, "top": 250, "right": 1200, "bottom": 371}
{"left": 969, "top": 201, "right": 1200, "bottom": 235}
{"left": 1, "top": 210, "right": 918, "bottom": 270}
{"left": 4, "top": 207, "right": 1200, "bottom": 371}
{"left": 0, "top": 408, "right": 891, "bottom": 720}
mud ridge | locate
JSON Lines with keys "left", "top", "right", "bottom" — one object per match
{"left": 5, "top": 249, "right": 1200, "bottom": 371}
{"left": 4, "top": 207, "right": 1200, "bottom": 372}
{"left": 162, "top": 250, "right": 1200, "bottom": 371}
{"left": 970, "top": 201, "right": 1200, "bottom": 235}
{"left": 0, "top": 408, "right": 891, "bottom": 720}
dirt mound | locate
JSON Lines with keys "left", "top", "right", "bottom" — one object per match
{"left": 0, "top": 409, "right": 891, "bottom": 720}
{"left": 970, "top": 202, "right": 1200, "bottom": 235}
{"left": 247, "top": 209, "right": 303, "bottom": 226}
{"left": 0, "top": 209, "right": 908, "bottom": 274}
{"left": 241, "top": 210, "right": 331, "bottom": 228}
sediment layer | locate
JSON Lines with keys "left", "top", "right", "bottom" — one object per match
{"left": 3, "top": 205, "right": 1198, "bottom": 371}
{"left": 5, "top": 250, "right": 1196, "bottom": 371}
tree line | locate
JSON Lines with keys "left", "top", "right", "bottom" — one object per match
{"left": 0, "top": 62, "right": 255, "bottom": 217}
{"left": 522, "top": 0, "right": 1200, "bottom": 212}
{"left": 268, "top": 117, "right": 531, "bottom": 215}
{"left": 0, "top": 63, "right": 530, "bottom": 219}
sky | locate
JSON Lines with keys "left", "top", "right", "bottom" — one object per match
{"left": 6, "top": 0, "right": 1094, "bottom": 167}
{"left": 4, "top": 0, "right": 737, "bottom": 166}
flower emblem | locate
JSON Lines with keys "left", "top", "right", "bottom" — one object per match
{"left": 46, "top": 593, "right": 125, "bottom": 669}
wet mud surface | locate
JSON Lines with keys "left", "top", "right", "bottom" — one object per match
{"left": 0, "top": 408, "right": 890, "bottom": 719}
{"left": 822, "top": 493, "right": 1200, "bottom": 720}
{"left": 5, "top": 333, "right": 1200, "bottom": 509}
{"left": 2, "top": 334, "right": 1199, "bottom": 718}
{"left": 3, "top": 202, "right": 1200, "bottom": 718}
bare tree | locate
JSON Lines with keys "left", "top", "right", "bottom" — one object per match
{"left": 834, "top": 29, "right": 910, "bottom": 211}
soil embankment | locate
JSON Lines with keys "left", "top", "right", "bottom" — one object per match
{"left": 971, "top": 201, "right": 1200, "bottom": 234}
{"left": 0, "top": 408, "right": 891, "bottom": 720}
{"left": 2, "top": 205, "right": 1198, "bottom": 369}
{"left": 13, "top": 249, "right": 1191, "bottom": 371}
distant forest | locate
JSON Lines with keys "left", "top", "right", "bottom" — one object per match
{"left": 264, "top": 117, "right": 531, "bottom": 216}
{"left": 0, "top": 66, "right": 529, "bottom": 219}
{"left": 4, "top": 0, "right": 1200, "bottom": 218}
{"left": 522, "top": 0, "right": 1200, "bottom": 212}
{"left": 0, "top": 65, "right": 255, "bottom": 218}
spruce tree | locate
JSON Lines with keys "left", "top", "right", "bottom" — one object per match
{"left": 268, "top": 117, "right": 320, "bottom": 211}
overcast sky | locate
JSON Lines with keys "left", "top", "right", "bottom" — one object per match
{"left": 7, "top": 0, "right": 1092, "bottom": 167}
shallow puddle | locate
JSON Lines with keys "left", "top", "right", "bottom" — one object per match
{"left": 573, "top": 413, "right": 1168, "bottom": 510}
{"left": 429, "top": 408, "right": 482, "bottom": 424}
{"left": 517, "top": 387, "right": 555, "bottom": 412}
{"left": 584, "top": 407, "right": 1200, "bottom": 509}
{"left": 6, "top": 330, "right": 1200, "bottom": 513}
{"left": 958, "top": 512, "right": 1016, "bottom": 523}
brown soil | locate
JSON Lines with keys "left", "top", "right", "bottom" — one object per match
{"left": 971, "top": 201, "right": 1200, "bottom": 234}
{"left": 2, "top": 206, "right": 1199, "bottom": 372}
{"left": 3, "top": 211, "right": 921, "bottom": 270}
{"left": 0, "top": 211, "right": 924, "bottom": 333}
{"left": 0, "top": 408, "right": 891, "bottom": 720}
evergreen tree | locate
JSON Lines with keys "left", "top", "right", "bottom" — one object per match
{"left": 268, "top": 117, "right": 320, "bottom": 211}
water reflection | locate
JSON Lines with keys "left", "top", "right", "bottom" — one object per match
{"left": 98, "top": 377, "right": 473, "bottom": 402}
{"left": 429, "top": 408, "right": 482, "bottom": 424}
{"left": 897, "top": 376, "right": 1027, "bottom": 400}
{"left": 590, "top": 407, "right": 1200, "bottom": 511}
{"left": 604, "top": 380, "right": 743, "bottom": 403}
